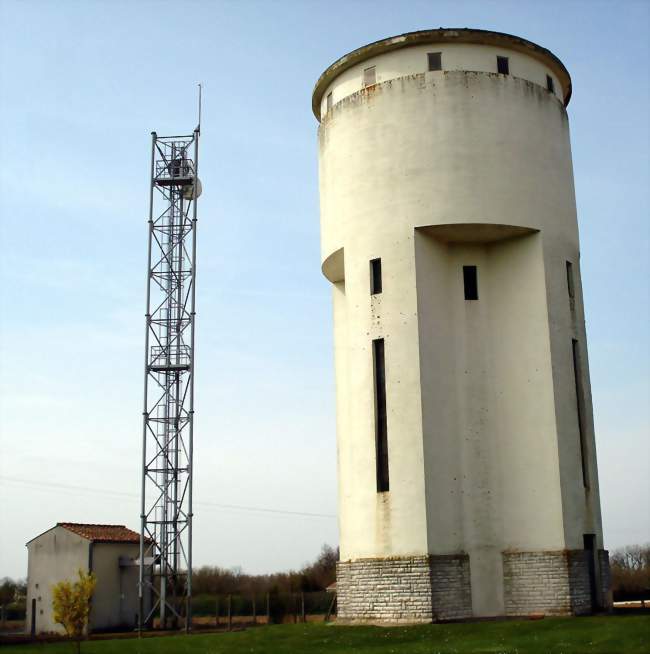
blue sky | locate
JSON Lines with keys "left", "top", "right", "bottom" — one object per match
{"left": 0, "top": 0, "right": 648, "bottom": 579}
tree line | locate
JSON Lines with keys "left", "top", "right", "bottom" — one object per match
{"left": 610, "top": 543, "right": 650, "bottom": 601}
{"left": 3, "top": 541, "right": 648, "bottom": 611}
{"left": 192, "top": 543, "right": 338, "bottom": 596}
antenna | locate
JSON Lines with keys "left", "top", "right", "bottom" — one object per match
{"left": 197, "top": 84, "right": 202, "bottom": 133}
{"left": 139, "top": 123, "right": 200, "bottom": 633}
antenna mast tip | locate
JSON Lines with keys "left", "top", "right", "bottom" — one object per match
{"left": 197, "top": 84, "right": 202, "bottom": 133}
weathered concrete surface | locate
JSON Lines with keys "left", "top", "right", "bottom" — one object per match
{"left": 312, "top": 27, "right": 572, "bottom": 119}
{"left": 315, "top": 29, "right": 609, "bottom": 622}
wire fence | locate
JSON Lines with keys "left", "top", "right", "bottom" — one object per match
{"left": 0, "top": 591, "right": 338, "bottom": 636}
{"left": 0, "top": 604, "right": 24, "bottom": 621}
{"left": 192, "top": 591, "right": 336, "bottom": 628}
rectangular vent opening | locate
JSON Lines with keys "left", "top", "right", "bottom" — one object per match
{"left": 497, "top": 56, "right": 509, "bottom": 75}
{"left": 363, "top": 66, "right": 376, "bottom": 87}
{"left": 547, "top": 74, "right": 555, "bottom": 93}
{"left": 428, "top": 52, "right": 442, "bottom": 71}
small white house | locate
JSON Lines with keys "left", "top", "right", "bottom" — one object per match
{"left": 26, "top": 522, "right": 146, "bottom": 634}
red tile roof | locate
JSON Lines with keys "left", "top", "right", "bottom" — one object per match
{"left": 58, "top": 523, "right": 141, "bottom": 543}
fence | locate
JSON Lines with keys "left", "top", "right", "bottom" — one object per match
{"left": 0, "top": 604, "right": 26, "bottom": 622}
{"left": 0, "top": 594, "right": 337, "bottom": 636}
{"left": 0, "top": 603, "right": 26, "bottom": 636}
{"left": 191, "top": 591, "right": 336, "bottom": 628}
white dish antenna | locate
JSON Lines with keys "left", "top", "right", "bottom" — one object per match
{"left": 182, "top": 178, "right": 202, "bottom": 200}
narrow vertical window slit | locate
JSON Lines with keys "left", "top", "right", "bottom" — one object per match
{"left": 566, "top": 261, "right": 575, "bottom": 299}
{"left": 572, "top": 339, "right": 589, "bottom": 488}
{"left": 370, "top": 258, "right": 382, "bottom": 295}
{"left": 373, "top": 338, "right": 389, "bottom": 492}
{"left": 463, "top": 265, "right": 478, "bottom": 300}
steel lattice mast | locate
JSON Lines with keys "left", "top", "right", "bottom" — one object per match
{"left": 139, "top": 126, "right": 199, "bottom": 631}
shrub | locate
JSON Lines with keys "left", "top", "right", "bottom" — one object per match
{"left": 51, "top": 570, "right": 96, "bottom": 653}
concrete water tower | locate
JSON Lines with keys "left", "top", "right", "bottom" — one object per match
{"left": 313, "top": 29, "right": 611, "bottom": 623}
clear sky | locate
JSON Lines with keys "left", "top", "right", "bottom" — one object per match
{"left": 0, "top": 0, "right": 648, "bottom": 580}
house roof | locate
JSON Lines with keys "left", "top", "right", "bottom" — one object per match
{"left": 26, "top": 522, "right": 142, "bottom": 545}
{"left": 58, "top": 523, "right": 141, "bottom": 543}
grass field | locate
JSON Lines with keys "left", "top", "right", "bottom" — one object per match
{"left": 2, "top": 616, "right": 648, "bottom": 654}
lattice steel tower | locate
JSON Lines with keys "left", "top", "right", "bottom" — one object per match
{"left": 139, "top": 126, "right": 200, "bottom": 631}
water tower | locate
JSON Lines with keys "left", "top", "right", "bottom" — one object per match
{"left": 313, "top": 29, "right": 611, "bottom": 623}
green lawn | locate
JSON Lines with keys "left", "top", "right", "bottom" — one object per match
{"left": 4, "top": 616, "right": 648, "bottom": 654}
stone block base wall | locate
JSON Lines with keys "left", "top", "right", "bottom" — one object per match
{"left": 336, "top": 556, "right": 433, "bottom": 624}
{"left": 503, "top": 550, "right": 611, "bottom": 616}
{"left": 504, "top": 551, "right": 572, "bottom": 615}
{"left": 567, "top": 550, "right": 593, "bottom": 614}
{"left": 337, "top": 550, "right": 610, "bottom": 622}
{"left": 598, "top": 550, "right": 613, "bottom": 610}
{"left": 430, "top": 554, "right": 472, "bottom": 620}
{"left": 336, "top": 554, "right": 472, "bottom": 624}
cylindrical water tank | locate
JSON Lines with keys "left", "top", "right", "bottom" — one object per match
{"left": 314, "top": 28, "right": 609, "bottom": 623}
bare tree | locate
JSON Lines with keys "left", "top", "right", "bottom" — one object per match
{"left": 610, "top": 543, "right": 650, "bottom": 600}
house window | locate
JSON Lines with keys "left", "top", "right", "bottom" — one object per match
{"left": 572, "top": 339, "right": 589, "bottom": 488}
{"left": 463, "top": 266, "right": 478, "bottom": 300}
{"left": 363, "top": 65, "right": 376, "bottom": 87}
{"left": 370, "top": 258, "right": 382, "bottom": 295}
{"left": 547, "top": 74, "right": 555, "bottom": 93}
{"left": 326, "top": 92, "right": 333, "bottom": 112}
{"left": 427, "top": 52, "right": 442, "bottom": 71}
{"left": 373, "top": 338, "right": 389, "bottom": 492}
{"left": 497, "top": 56, "right": 509, "bottom": 75}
